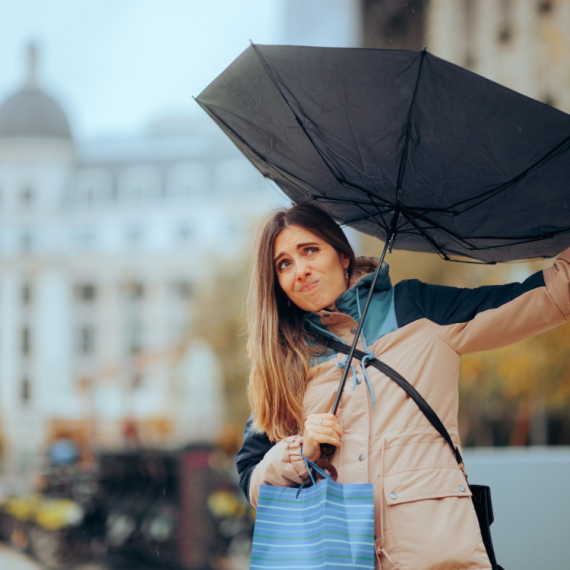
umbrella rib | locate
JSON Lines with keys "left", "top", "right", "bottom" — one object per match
{"left": 395, "top": 48, "right": 427, "bottom": 201}
{"left": 463, "top": 229, "right": 570, "bottom": 250}
{"left": 199, "top": 95, "right": 400, "bottom": 221}
{"left": 196, "top": 98, "right": 329, "bottom": 203}
{"left": 454, "top": 227, "right": 570, "bottom": 243}
{"left": 250, "top": 43, "right": 352, "bottom": 186}
{"left": 392, "top": 206, "right": 479, "bottom": 250}
{"left": 366, "top": 192, "right": 395, "bottom": 231}
{"left": 398, "top": 209, "right": 452, "bottom": 260}
{"left": 446, "top": 135, "right": 570, "bottom": 213}
{"left": 335, "top": 198, "right": 394, "bottom": 233}
{"left": 400, "top": 208, "right": 570, "bottom": 252}
{"left": 307, "top": 195, "right": 390, "bottom": 208}
{"left": 390, "top": 205, "right": 533, "bottom": 251}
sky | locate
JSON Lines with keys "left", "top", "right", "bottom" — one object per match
{"left": 0, "top": 0, "right": 281, "bottom": 139}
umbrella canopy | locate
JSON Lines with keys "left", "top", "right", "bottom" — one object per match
{"left": 196, "top": 44, "right": 570, "bottom": 263}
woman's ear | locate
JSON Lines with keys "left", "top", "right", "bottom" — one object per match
{"left": 341, "top": 254, "right": 350, "bottom": 270}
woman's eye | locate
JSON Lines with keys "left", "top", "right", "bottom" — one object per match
{"left": 306, "top": 247, "right": 319, "bottom": 255}
{"left": 277, "top": 260, "right": 291, "bottom": 271}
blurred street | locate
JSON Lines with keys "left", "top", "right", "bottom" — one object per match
{"left": 0, "top": 544, "right": 39, "bottom": 570}
{"left": 0, "top": 546, "right": 106, "bottom": 570}
{"left": 0, "top": 545, "right": 109, "bottom": 570}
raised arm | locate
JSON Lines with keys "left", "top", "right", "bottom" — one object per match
{"left": 394, "top": 248, "right": 570, "bottom": 355}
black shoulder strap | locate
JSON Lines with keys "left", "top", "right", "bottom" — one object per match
{"left": 322, "top": 337, "right": 465, "bottom": 468}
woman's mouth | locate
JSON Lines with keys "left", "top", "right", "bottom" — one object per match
{"left": 300, "top": 280, "right": 319, "bottom": 293}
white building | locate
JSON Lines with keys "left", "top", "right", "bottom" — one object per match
{"left": 0, "top": 1, "right": 363, "bottom": 481}
{"left": 0, "top": 46, "right": 275, "bottom": 480}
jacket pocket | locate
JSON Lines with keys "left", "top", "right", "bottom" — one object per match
{"left": 381, "top": 468, "right": 490, "bottom": 570}
{"left": 383, "top": 466, "right": 471, "bottom": 505}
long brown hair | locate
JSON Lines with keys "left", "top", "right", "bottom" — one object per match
{"left": 247, "top": 203, "right": 355, "bottom": 441}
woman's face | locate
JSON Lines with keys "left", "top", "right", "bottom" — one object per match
{"left": 273, "top": 225, "right": 350, "bottom": 313}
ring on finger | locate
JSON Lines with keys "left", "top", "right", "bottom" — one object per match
{"left": 319, "top": 418, "right": 323, "bottom": 425}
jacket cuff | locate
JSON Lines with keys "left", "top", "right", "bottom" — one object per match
{"left": 287, "top": 435, "right": 309, "bottom": 480}
{"left": 544, "top": 247, "right": 570, "bottom": 319}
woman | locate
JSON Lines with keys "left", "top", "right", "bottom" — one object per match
{"left": 237, "top": 203, "right": 570, "bottom": 569}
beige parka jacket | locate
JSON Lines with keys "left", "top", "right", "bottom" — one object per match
{"left": 237, "top": 248, "right": 570, "bottom": 570}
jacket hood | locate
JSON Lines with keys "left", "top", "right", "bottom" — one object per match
{"left": 346, "top": 256, "right": 391, "bottom": 295}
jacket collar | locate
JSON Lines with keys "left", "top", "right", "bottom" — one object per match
{"left": 304, "top": 256, "right": 392, "bottom": 328}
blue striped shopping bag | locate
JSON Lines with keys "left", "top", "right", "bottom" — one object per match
{"left": 250, "top": 458, "right": 375, "bottom": 570}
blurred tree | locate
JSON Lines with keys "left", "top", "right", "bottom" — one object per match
{"left": 193, "top": 260, "right": 251, "bottom": 451}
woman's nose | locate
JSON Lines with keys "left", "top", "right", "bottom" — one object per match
{"left": 295, "top": 259, "right": 310, "bottom": 279}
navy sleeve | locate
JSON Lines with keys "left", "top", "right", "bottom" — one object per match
{"left": 235, "top": 415, "right": 275, "bottom": 500}
{"left": 394, "top": 270, "right": 546, "bottom": 328}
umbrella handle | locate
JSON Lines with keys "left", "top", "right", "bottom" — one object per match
{"left": 320, "top": 443, "right": 336, "bottom": 457}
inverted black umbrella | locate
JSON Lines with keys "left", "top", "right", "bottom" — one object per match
{"left": 195, "top": 43, "right": 570, "bottom": 419}
{"left": 196, "top": 44, "right": 570, "bottom": 263}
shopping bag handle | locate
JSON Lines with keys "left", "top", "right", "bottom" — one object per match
{"left": 296, "top": 448, "right": 334, "bottom": 498}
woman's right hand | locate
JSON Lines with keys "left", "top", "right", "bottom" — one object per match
{"left": 302, "top": 413, "right": 343, "bottom": 462}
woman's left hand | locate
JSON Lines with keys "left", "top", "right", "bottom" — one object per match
{"left": 302, "top": 412, "right": 343, "bottom": 462}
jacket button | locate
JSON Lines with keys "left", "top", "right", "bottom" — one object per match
{"left": 355, "top": 376, "right": 362, "bottom": 385}
{"left": 359, "top": 454, "right": 366, "bottom": 461}
{"left": 350, "top": 326, "right": 357, "bottom": 334}
{"left": 459, "top": 485, "right": 466, "bottom": 492}
{"left": 390, "top": 492, "right": 398, "bottom": 500}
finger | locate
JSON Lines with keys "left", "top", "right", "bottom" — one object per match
{"left": 305, "top": 427, "right": 342, "bottom": 445}
{"left": 306, "top": 433, "right": 341, "bottom": 448}
{"left": 306, "top": 413, "right": 341, "bottom": 427}
{"left": 306, "top": 413, "right": 336, "bottom": 425}
{"left": 308, "top": 415, "right": 343, "bottom": 435}
{"left": 314, "top": 422, "right": 343, "bottom": 438}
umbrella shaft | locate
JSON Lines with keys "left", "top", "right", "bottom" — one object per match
{"left": 330, "top": 231, "right": 394, "bottom": 416}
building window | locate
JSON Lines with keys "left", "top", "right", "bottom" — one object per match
{"left": 76, "top": 283, "right": 97, "bottom": 302}
{"left": 226, "top": 221, "right": 240, "bottom": 237}
{"left": 126, "top": 226, "right": 144, "bottom": 246}
{"left": 21, "top": 185, "right": 34, "bottom": 208}
{"left": 216, "top": 159, "right": 254, "bottom": 194}
{"left": 498, "top": 0, "right": 513, "bottom": 43}
{"left": 132, "top": 373, "right": 143, "bottom": 389}
{"left": 463, "top": 0, "right": 477, "bottom": 68}
{"left": 126, "top": 281, "right": 145, "bottom": 300}
{"left": 21, "top": 231, "right": 33, "bottom": 252}
{"left": 22, "top": 327, "right": 30, "bottom": 356}
{"left": 128, "top": 319, "right": 145, "bottom": 354}
{"left": 80, "top": 326, "right": 95, "bottom": 354}
{"left": 173, "top": 281, "right": 194, "bottom": 299}
{"left": 542, "top": 93, "right": 556, "bottom": 107}
{"left": 78, "top": 227, "right": 97, "bottom": 248}
{"left": 22, "top": 282, "right": 32, "bottom": 305}
{"left": 167, "top": 163, "right": 209, "bottom": 198}
{"left": 21, "top": 377, "right": 31, "bottom": 404}
{"left": 176, "top": 224, "right": 193, "bottom": 242}
{"left": 117, "top": 166, "right": 161, "bottom": 201}
{"left": 75, "top": 168, "right": 113, "bottom": 203}
{"left": 537, "top": 0, "right": 553, "bottom": 14}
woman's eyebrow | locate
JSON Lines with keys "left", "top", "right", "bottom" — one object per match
{"left": 274, "top": 242, "right": 319, "bottom": 263}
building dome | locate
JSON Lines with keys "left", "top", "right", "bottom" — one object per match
{"left": 0, "top": 86, "right": 72, "bottom": 139}
{"left": 0, "top": 43, "right": 72, "bottom": 140}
